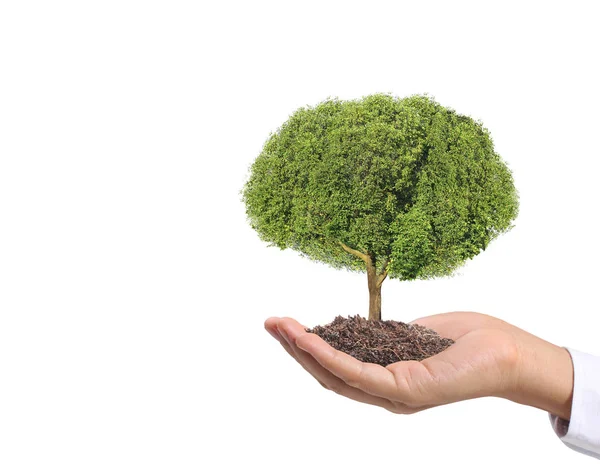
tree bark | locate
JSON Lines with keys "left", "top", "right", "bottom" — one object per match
{"left": 339, "top": 241, "right": 389, "bottom": 322}
{"left": 367, "top": 262, "right": 383, "bottom": 321}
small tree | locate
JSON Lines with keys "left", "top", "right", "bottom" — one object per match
{"left": 242, "top": 93, "right": 519, "bottom": 321}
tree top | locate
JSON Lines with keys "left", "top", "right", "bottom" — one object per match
{"left": 242, "top": 93, "right": 519, "bottom": 280}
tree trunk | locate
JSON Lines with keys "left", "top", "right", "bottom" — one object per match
{"left": 367, "top": 264, "right": 382, "bottom": 321}
{"left": 337, "top": 242, "right": 388, "bottom": 322}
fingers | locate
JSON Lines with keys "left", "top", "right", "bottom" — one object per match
{"left": 265, "top": 316, "right": 309, "bottom": 332}
{"left": 265, "top": 317, "right": 420, "bottom": 414}
{"left": 409, "top": 311, "right": 509, "bottom": 340}
{"left": 279, "top": 324, "right": 397, "bottom": 411}
{"left": 408, "top": 312, "right": 473, "bottom": 340}
{"left": 265, "top": 317, "right": 283, "bottom": 341}
{"left": 277, "top": 318, "right": 424, "bottom": 406}
{"left": 265, "top": 317, "right": 309, "bottom": 372}
{"left": 269, "top": 316, "right": 461, "bottom": 408}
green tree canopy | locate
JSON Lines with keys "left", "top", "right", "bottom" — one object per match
{"left": 242, "top": 93, "right": 518, "bottom": 319}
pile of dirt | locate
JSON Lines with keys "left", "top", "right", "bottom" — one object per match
{"left": 305, "top": 315, "right": 454, "bottom": 366}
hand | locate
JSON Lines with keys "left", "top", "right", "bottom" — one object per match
{"left": 265, "top": 312, "right": 573, "bottom": 419}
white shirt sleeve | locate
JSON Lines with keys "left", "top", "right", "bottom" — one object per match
{"left": 549, "top": 347, "right": 600, "bottom": 459}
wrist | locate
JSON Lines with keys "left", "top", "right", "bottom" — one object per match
{"left": 510, "top": 335, "right": 574, "bottom": 420}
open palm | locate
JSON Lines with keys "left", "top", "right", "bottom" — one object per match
{"left": 265, "top": 312, "right": 528, "bottom": 414}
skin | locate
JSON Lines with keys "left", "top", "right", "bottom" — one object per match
{"left": 265, "top": 312, "right": 574, "bottom": 420}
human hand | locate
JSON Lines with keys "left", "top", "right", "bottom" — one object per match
{"left": 265, "top": 312, "right": 573, "bottom": 419}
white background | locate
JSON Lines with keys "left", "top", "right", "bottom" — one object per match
{"left": 1, "top": 0, "right": 599, "bottom": 471}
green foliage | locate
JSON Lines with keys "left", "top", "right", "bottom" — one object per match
{"left": 241, "top": 93, "right": 519, "bottom": 281}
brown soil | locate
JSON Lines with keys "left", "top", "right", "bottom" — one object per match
{"left": 305, "top": 315, "right": 454, "bottom": 366}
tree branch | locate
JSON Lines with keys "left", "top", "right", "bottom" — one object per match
{"left": 339, "top": 242, "right": 371, "bottom": 265}
{"left": 377, "top": 257, "right": 390, "bottom": 287}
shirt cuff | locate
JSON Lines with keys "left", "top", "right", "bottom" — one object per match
{"left": 549, "top": 347, "right": 600, "bottom": 459}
